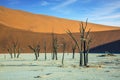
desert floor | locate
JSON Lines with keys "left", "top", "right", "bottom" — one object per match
{"left": 0, "top": 53, "right": 120, "bottom": 80}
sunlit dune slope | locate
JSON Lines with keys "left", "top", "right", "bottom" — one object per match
{"left": 0, "top": 6, "right": 120, "bottom": 34}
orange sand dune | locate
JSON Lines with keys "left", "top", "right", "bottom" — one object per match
{"left": 0, "top": 6, "right": 120, "bottom": 53}
{"left": 0, "top": 6, "right": 120, "bottom": 34}
{"left": 0, "top": 23, "right": 120, "bottom": 53}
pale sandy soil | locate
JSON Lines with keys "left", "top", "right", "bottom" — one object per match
{"left": 0, "top": 53, "right": 120, "bottom": 80}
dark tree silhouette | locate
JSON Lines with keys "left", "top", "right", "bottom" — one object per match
{"left": 52, "top": 32, "right": 58, "bottom": 60}
{"left": 72, "top": 43, "right": 76, "bottom": 59}
{"left": 28, "top": 42, "right": 40, "bottom": 60}
{"left": 7, "top": 39, "right": 21, "bottom": 59}
{"left": 67, "top": 19, "right": 92, "bottom": 66}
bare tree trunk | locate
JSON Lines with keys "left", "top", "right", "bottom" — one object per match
{"left": 52, "top": 52, "right": 54, "bottom": 60}
{"left": 62, "top": 42, "right": 66, "bottom": 65}
{"left": 55, "top": 50, "right": 58, "bottom": 60}
{"left": 72, "top": 49, "right": 75, "bottom": 59}
{"left": 62, "top": 51, "right": 65, "bottom": 65}
{"left": 37, "top": 52, "right": 39, "bottom": 57}
{"left": 37, "top": 49, "right": 40, "bottom": 57}
{"left": 8, "top": 48, "right": 13, "bottom": 59}
{"left": 17, "top": 49, "right": 20, "bottom": 58}
{"left": 35, "top": 51, "right": 38, "bottom": 60}
{"left": 36, "top": 45, "right": 40, "bottom": 58}
{"left": 80, "top": 42, "right": 83, "bottom": 66}
{"left": 83, "top": 40, "right": 87, "bottom": 66}
{"left": 72, "top": 44, "right": 76, "bottom": 59}
{"left": 86, "top": 42, "right": 91, "bottom": 64}
{"left": 55, "top": 38, "right": 58, "bottom": 60}
{"left": 80, "top": 52, "right": 83, "bottom": 66}
{"left": 51, "top": 32, "right": 58, "bottom": 60}
{"left": 13, "top": 48, "right": 16, "bottom": 58}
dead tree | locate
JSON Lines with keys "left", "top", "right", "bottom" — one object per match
{"left": 7, "top": 42, "right": 13, "bottom": 58}
{"left": 67, "top": 19, "right": 92, "bottom": 66}
{"left": 7, "top": 48, "right": 13, "bottom": 58}
{"left": 17, "top": 44, "right": 22, "bottom": 58}
{"left": 86, "top": 38, "right": 92, "bottom": 64}
{"left": 28, "top": 43, "right": 40, "bottom": 60}
{"left": 17, "top": 48, "right": 21, "bottom": 58}
{"left": 36, "top": 44, "right": 40, "bottom": 57}
{"left": 52, "top": 32, "right": 58, "bottom": 60}
{"left": 7, "top": 39, "right": 21, "bottom": 59}
{"left": 62, "top": 39, "right": 66, "bottom": 65}
{"left": 72, "top": 43, "right": 76, "bottom": 59}
{"left": 12, "top": 40, "right": 18, "bottom": 58}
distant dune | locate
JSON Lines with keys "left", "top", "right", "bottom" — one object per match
{"left": 0, "top": 6, "right": 119, "bottom": 34}
{"left": 0, "top": 6, "right": 120, "bottom": 53}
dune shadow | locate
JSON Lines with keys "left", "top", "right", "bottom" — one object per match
{"left": 89, "top": 40, "right": 120, "bottom": 53}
